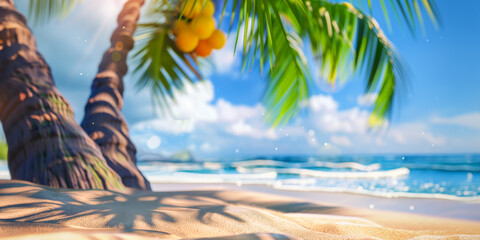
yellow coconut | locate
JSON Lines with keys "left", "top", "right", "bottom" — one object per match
{"left": 190, "top": 15, "right": 216, "bottom": 39}
{"left": 173, "top": 20, "right": 189, "bottom": 35}
{"left": 207, "top": 29, "right": 226, "bottom": 49}
{"left": 195, "top": 40, "right": 213, "bottom": 57}
{"left": 199, "top": 0, "right": 215, "bottom": 17}
{"left": 180, "top": 0, "right": 202, "bottom": 19}
{"left": 175, "top": 28, "right": 199, "bottom": 52}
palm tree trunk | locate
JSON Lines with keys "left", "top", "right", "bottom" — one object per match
{"left": 0, "top": 0, "right": 125, "bottom": 190}
{"left": 81, "top": 0, "right": 151, "bottom": 190}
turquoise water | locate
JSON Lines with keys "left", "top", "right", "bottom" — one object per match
{"left": 1, "top": 154, "right": 479, "bottom": 200}
{"left": 139, "top": 154, "right": 480, "bottom": 201}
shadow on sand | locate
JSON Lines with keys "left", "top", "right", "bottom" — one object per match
{"left": 0, "top": 180, "right": 342, "bottom": 239}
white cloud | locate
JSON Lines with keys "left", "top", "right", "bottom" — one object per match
{"left": 133, "top": 80, "right": 277, "bottom": 140}
{"left": 357, "top": 93, "right": 378, "bottom": 107}
{"left": 200, "top": 142, "right": 219, "bottom": 152}
{"left": 146, "top": 135, "right": 162, "bottom": 149}
{"left": 214, "top": 99, "right": 277, "bottom": 139}
{"left": 131, "top": 86, "right": 478, "bottom": 156}
{"left": 308, "top": 95, "right": 338, "bottom": 112}
{"left": 390, "top": 130, "right": 407, "bottom": 144}
{"left": 389, "top": 123, "right": 446, "bottom": 146}
{"left": 304, "top": 94, "right": 371, "bottom": 134}
{"left": 211, "top": 47, "right": 236, "bottom": 75}
{"left": 132, "top": 80, "right": 217, "bottom": 134}
{"left": 168, "top": 80, "right": 217, "bottom": 121}
{"left": 228, "top": 121, "right": 277, "bottom": 140}
{"left": 432, "top": 112, "right": 480, "bottom": 130}
{"left": 132, "top": 118, "right": 195, "bottom": 134}
{"left": 215, "top": 99, "right": 262, "bottom": 122}
{"left": 313, "top": 108, "right": 369, "bottom": 134}
{"left": 188, "top": 144, "right": 197, "bottom": 151}
{"left": 331, "top": 135, "right": 352, "bottom": 147}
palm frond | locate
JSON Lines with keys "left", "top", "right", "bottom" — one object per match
{"left": 251, "top": 0, "right": 311, "bottom": 126}
{"left": 28, "top": 0, "right": 81, "bottom": 23}
{"left": 0, "top": 141, "right": 7, "bottom": 160}
{"left": 349, "top": 0, "right": 441, "bottom": 34}
{"left": 220, "top": 0, "right": 437, "bottom": 127}
{"left": 302, "top": 1, "right": 407, "bottom": 126}
{"left": 132, "top": 4, "right": 202, "bottom": 112}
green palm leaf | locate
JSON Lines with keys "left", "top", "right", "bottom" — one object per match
{"left": 28, "top": 0, "right": 81, "bottom": 23}
{"left": 132, "top": 26, "right": 202, "bottom": 112}
{"left": 220, "top": 0, "right": 438, "bottom": 126}
{"left": 0, "top": 141, "right": 7, "bottom": 160}
{"left": 347, "top": 0, "right": 440, "bottom": 33}
{"left": 132, "top": 2, "right": 203, "bottom": 112}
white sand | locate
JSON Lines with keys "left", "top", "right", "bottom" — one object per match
{"left": 0, "top": 180, "right": 479, "bottom": 239}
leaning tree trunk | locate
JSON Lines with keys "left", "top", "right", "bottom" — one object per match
{"left": 81, "top": 0, "right": 151, "bottom": 190}
{"left": 0, "top": 0, "right": 125, "bottom": 190}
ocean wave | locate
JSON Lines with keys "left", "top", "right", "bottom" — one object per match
{"left": 237, "top": 166, "right": 410, "bottom": 179}
{"left": 144, "top": 171, "right": 479, "bottom": 202}
{"left": 403, "top": 163, "right": 480, "bottom": 172}
{"left": 232, "top": 159, "right": 381, "bottom": 171}
{"left": 314, "top": 162, "right": 381, "bottom": 171}
{"left": 0, "top": 170, "right": 9, "bottom": 180}
{"left": 147, "top": 172, "right": 277, "bottom": 184}
{"left": 272, "top": 185, "right": 480, "bottom": 202}
{"left": 139, "top": 163, "right": 204, "bottom": 172}
{"left": 294, "top": 167, "right": 410, "bottom": 179}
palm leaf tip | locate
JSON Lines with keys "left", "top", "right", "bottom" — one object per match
{"left": 258, "top": 0, "right": 408, "bottom": 127}
{"left": 302, "top": 1, "right": 412, "bottom": 128}
{"left": 28, "top": 0, "right": 82, "bottom": 24}
{"left": 132, "top": 20, "right": 202, "bottom": 111}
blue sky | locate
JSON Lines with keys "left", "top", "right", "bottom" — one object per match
{"left": 7, "top": 0, "right": 480, "bottom": 158}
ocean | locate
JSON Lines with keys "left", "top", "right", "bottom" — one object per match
{"left": 1, "top": 154, "right": 479, "bottom": 201}
{"left": 138, "top": 154, "right": 480, "bottom": 201}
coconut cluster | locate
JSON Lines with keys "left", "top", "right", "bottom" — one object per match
{"left": 173, "top": 0, "right": 226, "bottom": 57}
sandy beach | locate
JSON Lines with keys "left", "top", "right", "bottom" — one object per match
{"left": 153, "top": 183, "right": 480, "bottom": 221}
{"left": 0, "top": 180, "right": 479, "bottom": 239}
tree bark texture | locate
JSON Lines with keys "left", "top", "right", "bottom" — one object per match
{"left": 81, "top": 0, "right": 151, "bottom": 190}
{"left": 0, "top": 0, "right": 125, "bottom": 190}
